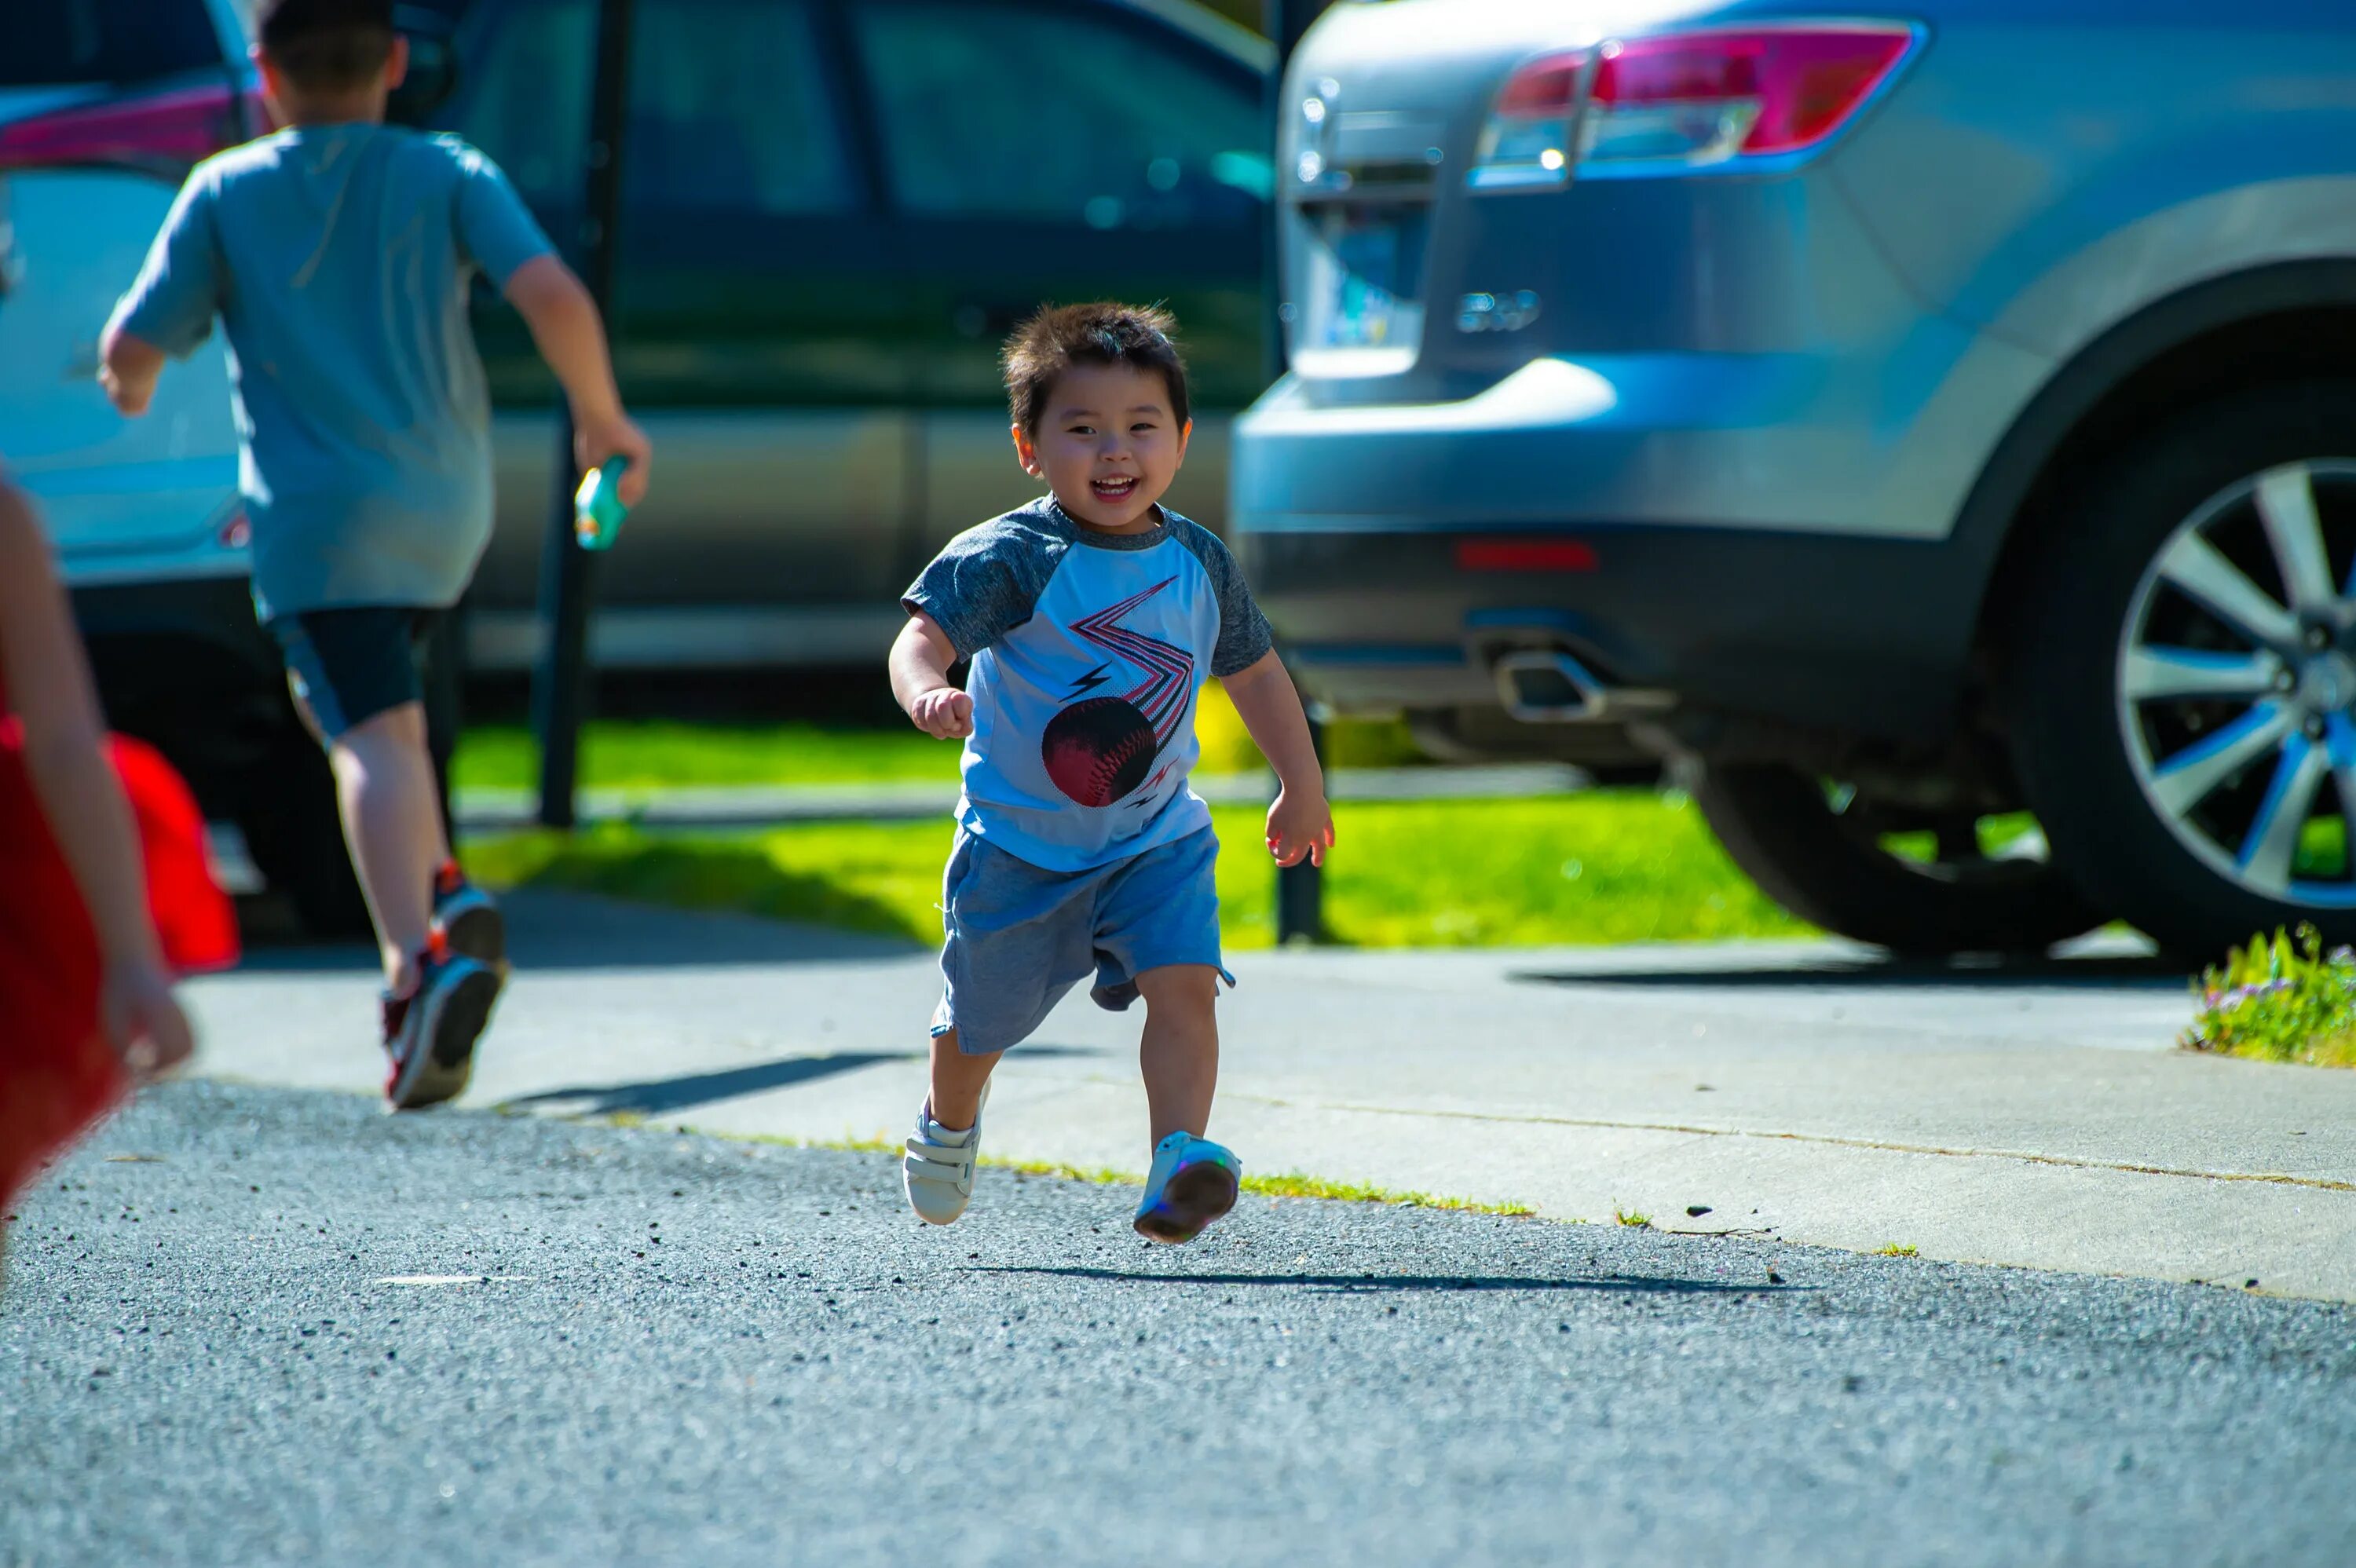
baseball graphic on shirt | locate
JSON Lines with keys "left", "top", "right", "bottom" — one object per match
{"left": 1042, "top": 576, "right": 1195, "bottom": 808}
{"left": 1043, "top": 696, "right": 1158, "bottom": 807}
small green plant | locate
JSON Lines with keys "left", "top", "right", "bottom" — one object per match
{"left": 1875, "top": 1243, "right": 1919, "bottom": 1258}
{"left": 2183, "top": 925, "right": 2356, "bottom": 1069}
{"left": 1242, "top": 1171, "right": 1535, "bottom": 1216}
{"left": 1614, "top": 1206, "right": 1652, "bottom": 1228}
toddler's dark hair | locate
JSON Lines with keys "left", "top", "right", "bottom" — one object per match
{"left": 1003, "top": 302, "right": 1190, "bottom": 437}
{"left": 256, "top": 0, "right": 397, "bottom": 94}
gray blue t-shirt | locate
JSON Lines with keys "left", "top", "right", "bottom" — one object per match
{"left": 107, "top": 123, "right": 553, "bottom": 620}
{"left": 905, "top": 498, "right": 1275, "bottom": 872}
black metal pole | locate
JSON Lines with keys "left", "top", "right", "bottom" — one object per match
{"left": 1264, "top": 0, "right": 1328, "bottom": 945}
{"left": 531, "top": 0, "right": 633, "bottom": 829}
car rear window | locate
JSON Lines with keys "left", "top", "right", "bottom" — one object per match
{"left": 0, "top": 0, "right": 225, "bottom": 88}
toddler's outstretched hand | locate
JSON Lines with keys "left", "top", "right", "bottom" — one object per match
{"left": 911, "top": 687, "right": 975, "bottom": 740}
{"left": 1266, "top": 786, "right": 1334, "bottom": 868}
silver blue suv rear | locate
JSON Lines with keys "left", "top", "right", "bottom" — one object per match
{"left": 1233, "top": 0, "right": 2356, "bottom": 959}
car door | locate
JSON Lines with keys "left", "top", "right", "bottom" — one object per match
{"left": 438, "top": 0, "right": 914, "bottom": 671}
{"left": 843, "top": 0, "right": 1273, "bottom": 575}
{"left": 0, "top": 0, "right": 247, "bottom": 582}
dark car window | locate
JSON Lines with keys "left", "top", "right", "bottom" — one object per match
{"left": 448, "top": 0, "right": 854, "bottom": 219}
{"left": 853, "top": 1, "right": 1270, "bottom": 231}
{"left": 1, "top": 0, "right": 225, "bottom": 86}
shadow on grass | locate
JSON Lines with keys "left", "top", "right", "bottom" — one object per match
{"left": 493, "top": 836, "right": 933, "bottom": 945}
{"left": 1515, "top": 952, "right": 2190, "bottom": 992}
{"left": 976, "top": 1265, "right": 1789, "bottom": 1296}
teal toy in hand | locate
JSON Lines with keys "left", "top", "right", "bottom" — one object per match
{"left": 573, "top": 456, "right": 631, "bottom": 550}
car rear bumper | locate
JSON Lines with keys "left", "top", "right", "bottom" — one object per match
{"left": 1238, "top": 519, "right": 1988, "bottom": 750}
{"left": 1232, "top": 349, "right": 2020, "bottom": 750}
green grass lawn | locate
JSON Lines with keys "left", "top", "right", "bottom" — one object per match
{"left": 461, "top": 792, "right": 1812, "bottom": 951}
{"left": 449, "top": 686, "right": 1425, "bottom": 793}
{"left": 452, "top": 720, "right": 957, "bottom": 791}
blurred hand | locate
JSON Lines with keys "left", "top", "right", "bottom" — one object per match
{"left": 909, "top": 686, "right": 974, "bottom": 740}
{"left": 1266, "top": 786, "right": 1333, "bottom": 868}
{"left": 103, "top": 960, "right": 194, "bottom": 1084}
{"left": 98, "top": 361, "right": 152, "bottom": 417}
{"left": 575, "top": 411, "right": 652, "bottom": 508}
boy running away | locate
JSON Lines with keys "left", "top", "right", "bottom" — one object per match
{"left": 890, "top": 302, "right": 1333, "bottom": 1243}
{"left": 101, "top": 0, "right": 650, "bottom": 1108}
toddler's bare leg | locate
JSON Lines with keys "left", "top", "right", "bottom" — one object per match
{"left": 928, "top": 1028, "right": 1001, "bottom": 1131}
{"left": 1136, "top": 965, "right": 1220, "bottom": 1145}
{"left": 326, "top": 700, "right": 450, "bottom": 993}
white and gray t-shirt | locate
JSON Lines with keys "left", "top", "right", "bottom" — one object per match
{"left": 904, "top": 497, "right": 1274, "bottom": 872}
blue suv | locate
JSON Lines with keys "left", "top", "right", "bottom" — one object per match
{"left": 1234, "top": 0, "right": 2356, "bottom": 959}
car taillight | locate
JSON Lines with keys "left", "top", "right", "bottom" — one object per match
{"left": 1468, "top": 49, "right": 1587, "bottom": 191}
{"left": 0, "top": 82, "right": 265, "bottom": 180}
{"left": 1468, "top": 24, "right": 1919, "bottom": 190}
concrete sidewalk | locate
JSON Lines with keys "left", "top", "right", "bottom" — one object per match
{"left": 182, "top": 890, "right": 2356, "bottom": 1302}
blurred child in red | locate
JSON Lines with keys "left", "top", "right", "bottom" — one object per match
{"left": 0, "top": 473, "right": 239, "bottom": 1267}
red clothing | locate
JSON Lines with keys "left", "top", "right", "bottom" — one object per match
{"left": 0, "top": 718, "right": 238, "bottom": 1218}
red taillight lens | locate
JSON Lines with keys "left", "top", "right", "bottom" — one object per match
{"left": 1469, "top": 24, "right": 1916, "bottom": 188}
{"left": 1497, "top": 54, "right": 1584, "bottom": 117}
{"left": 1456, "top": 539, "right": 1599, "bottom": 573}
{"left": 1588, "top": 26, "right": 1915, "bottom": 166}
{"left": 0, "top": 83, "right": 263, "bottom": 179}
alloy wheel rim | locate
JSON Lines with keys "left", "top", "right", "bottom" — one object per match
{"left": 2117, "top": 459, "right": 2356, "bottom": 907}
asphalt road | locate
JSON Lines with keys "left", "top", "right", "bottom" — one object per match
{"left": 7, "top": 1082, "right": 2356, "bottom": 1566}
{"left": 187, "top": 894, "right": 2356, "bottom": 1299}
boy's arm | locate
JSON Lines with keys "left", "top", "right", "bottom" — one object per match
{"left": 101, "top": 172, "right": 221, "bottom": 418}
{"left": 503, "top": 254, "right": 652, "bottom": 506}
{"left": 99, "top": 330, "right": 170, "bottom": 417}
{"left": 1223, "top": 649, "right": 1334, "bottom": 868}
{"left": 891, "top": 612, "right": 974, "bottom": 740}
{"left": 0, "top": 481, "right": 193, "bottom": 1075}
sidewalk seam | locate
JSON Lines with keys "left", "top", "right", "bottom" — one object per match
{"left": 1193, "top": 1085, "right": 2356, "bottom": 1195}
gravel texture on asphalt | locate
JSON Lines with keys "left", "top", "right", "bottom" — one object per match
{"left": 5, "top": 1080, "right": 2354, "bottom": 1567}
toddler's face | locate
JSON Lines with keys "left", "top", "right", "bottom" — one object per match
{"left": 1013, "top": 364, "right": 1190, "bottom": 533}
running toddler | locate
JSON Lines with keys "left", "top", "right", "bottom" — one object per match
{"left": 888, "top": 302, "right": 1333, "bottom": 1243}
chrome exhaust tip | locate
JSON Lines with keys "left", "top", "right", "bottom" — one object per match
{"left": 1494, "top": 649, "right": 1607, "bottom": 722}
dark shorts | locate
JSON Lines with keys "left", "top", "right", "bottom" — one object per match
{"left": 267, "top": 607, "right": 444, "bottom": 742}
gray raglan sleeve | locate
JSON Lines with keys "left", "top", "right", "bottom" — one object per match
{"left": 108, "top": 168, "right": 221, "bottom": 358}
{"left": 444, "top": 137, "right": 555, "bottom": 287}
{"left": 902, "top": 520, "right": 1064, "bottom": 660}
{"left": 1176, "top": 522, "right": 1275, "bottom": 678}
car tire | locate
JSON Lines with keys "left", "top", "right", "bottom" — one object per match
{"left": 1695, "top": 762, "right": 2105, "bottom": 955}
{"left": 2006, "top": 383, "right": 2356, "bottom": 960}
{"left": 237, "top": 733, "right": 373, "bottom": 939}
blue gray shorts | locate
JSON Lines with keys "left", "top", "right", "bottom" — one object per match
{"left": 268, "top": 606, "right": 442, "bottom": 742}
{"left": 935, "top": 826, "right": 1232, "bottom": 1056}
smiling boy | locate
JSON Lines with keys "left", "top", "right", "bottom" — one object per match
{"left": 889, "top": 302, "right": 1333, "bottom": 1243}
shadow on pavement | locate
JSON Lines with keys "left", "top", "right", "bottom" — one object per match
{"left": 499, "top": 1045, "right": 1103, "bottom": 1117}
{"left": 979, "top": 1265, "right": 1788, "bottom": 1296}
{"left": 230, "top": 886, "right": 924, "bottom": 974}
{"left": 501, "top": 1052, "right": 912, "bottom": 1115}
{"left": 1514, "top": 953, "right": 2191, "bottom": 992}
